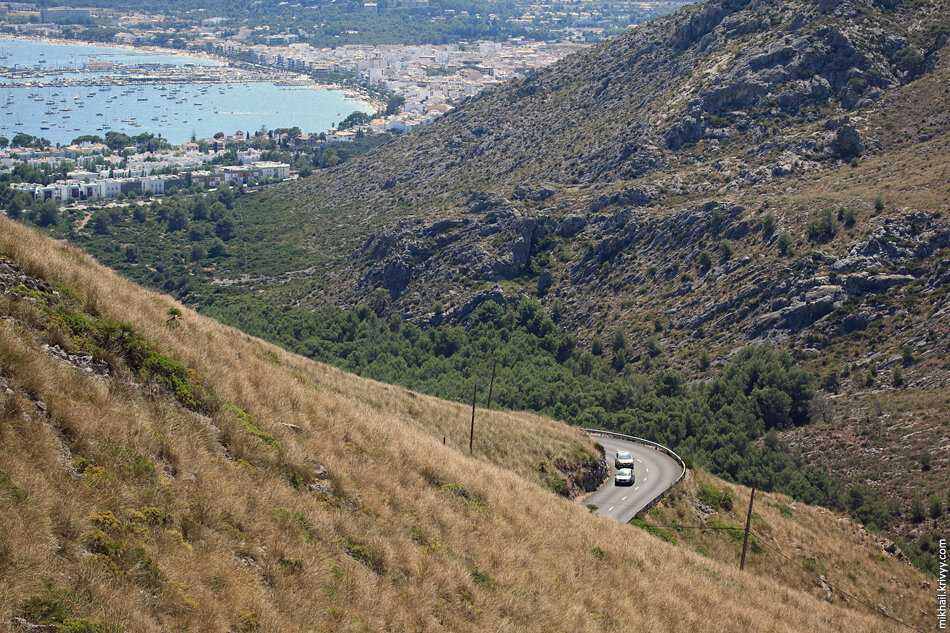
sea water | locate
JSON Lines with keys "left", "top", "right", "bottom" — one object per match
{"left": 0, "top": 38, "right": 371, "bottom": 145}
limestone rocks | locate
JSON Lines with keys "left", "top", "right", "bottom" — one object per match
{"left": 752, "top": 285, "right": 849, "bottom": 334}
{"left": 831, "top": 214, "right": 949, "bottom": 271}
{"left": 829, "top": 121, "right": 865, "bottom": 157}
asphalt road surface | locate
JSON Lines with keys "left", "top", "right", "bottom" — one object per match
{"left": 583, "top": 433, "right": 683, "bottom": 524}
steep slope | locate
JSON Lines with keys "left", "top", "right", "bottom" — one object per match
{"left": 178, "top": 0, "right": 950, "bottom": 349}
{"left": 0, "top": 219, "right": 935, "bottom": 632}
{"left": 297, "top": 0, "right": 950, "bottom": 316}
{"left": 3, "top": 0, "right": 948, "bottom": 604}
{"left": 13, "top": 0, "right": 949, "bottom": 575}
{"left": 273, "top": 0, "right": 949, "bottom": 547}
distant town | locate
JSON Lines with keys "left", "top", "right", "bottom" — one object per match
{"left": 0, "top": 0, "right": 692, "bottom": 203}
{"left": 3, "top": 130, "right": 310, "bottom": 203}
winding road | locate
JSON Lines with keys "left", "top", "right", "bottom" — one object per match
{"left": 583, "top": 431, "right": 684, "bottom": 524}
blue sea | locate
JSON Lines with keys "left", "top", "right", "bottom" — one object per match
{"left": 0, "top": 38, "right": 371, "bottom": 145}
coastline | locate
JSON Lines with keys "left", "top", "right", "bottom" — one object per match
{"left": 1, "top": 34, "right": 382, "bottom": 113}
{"left": 0, "top": 33, "right": 227, "bottom": 66}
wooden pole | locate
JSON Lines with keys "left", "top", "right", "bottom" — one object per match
{"left": 486, "top": 360, "right": 497, "bottom": 411}
{"left": 469, "top": 384, "right": 477, "bottom": 455}
{"left": 739, "top": 482, "right": 756, "bottom": 571}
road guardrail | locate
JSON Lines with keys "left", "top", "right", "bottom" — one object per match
{"left": 582, "top": 428, "right": 687, "bottom": 514}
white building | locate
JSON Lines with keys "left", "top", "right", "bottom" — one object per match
{"left": 253, "top": 161, "right": 290, "bottom": 179}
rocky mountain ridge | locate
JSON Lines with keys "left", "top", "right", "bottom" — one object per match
{"left": 277, "top": 0, "right": 950, "bottom": 333}
{"left": 307, "top": 0, "right": 944, "bottom": 207}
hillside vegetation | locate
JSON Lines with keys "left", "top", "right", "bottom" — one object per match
{"left": 5, "top": 0, "right": 949, "bottom": 587}
{"left": 0, "top": 218, "right": 936, "bottom": 632}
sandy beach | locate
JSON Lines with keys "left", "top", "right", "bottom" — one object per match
{"left": 0, "top": 33, "right": 228, "bottom": 66}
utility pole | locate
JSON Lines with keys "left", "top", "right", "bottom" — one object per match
{"left": 739, "top": 482, "right": 756, "bottom": 571}
{"left": 469, "top": 384, "right": 477, "bottom": 455}
{"left": 486, "top": 360, "right": 497, "bottom": 411}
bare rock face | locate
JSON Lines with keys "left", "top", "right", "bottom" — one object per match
{"left": 831, "top": 214, "right": 950, "bottom": 271}
{"left": 513, "top": 184, "right": 555, "bottom": 202}
{"left": 564, "top": 452, "right": 608, "bottom": 497}
{"left": 556, "top": 215, "right": 587, "bottom": 238}
{"left": 671, "top": 0, "right": 753, "bottom": 50}
{"left": 537, "top": 269, "right": 553, "bottom": 295}
{"left": 753, "top": 285, "right": 849, "bottom": 334}
{"left": 694, "top": 499, "right": 718, "bottom": 520}
{"left": 467, "top": 191, "right": 505, "bottom": 213}
{"left": 305, "top": 0, "right": 949, "bottom": 355}
{"left": 830, "top": 123, "right": 865, "bottom": 157}
{"left": 10, "top": 617, "right": 56, "bottom": 632}
{"left": 590, "top": 186, "right": 654, "bottom": 212}
{"left": 364, "top": 254, "right": 414, "bottom": 299}
{"left": 665, "top": 114, "right": 705, "bottom": 150}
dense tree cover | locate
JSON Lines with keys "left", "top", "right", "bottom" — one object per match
{"left": 10, "top": 133, "right": 52, "bottom": 149}
{"left": 255, "top": 133, "right": 394, "bottom": 170}
{"left": 55, "top": 0, "right": 689, "bottom": 47}
{"left": 337, "top": 111, "right": 373, "bottom": 130}
{"left": 202, "top": 297, "right": 845, "bottom": 508}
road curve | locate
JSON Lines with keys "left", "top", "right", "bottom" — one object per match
{"left": 583, "top": 432, "right": 684, "bottom": 524}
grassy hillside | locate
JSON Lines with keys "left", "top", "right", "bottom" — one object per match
{"left": 5, "top": 0, "right": 949, "bottom": 579}
{"left": 0, "top": 217, "right": 935, "bottom": 632}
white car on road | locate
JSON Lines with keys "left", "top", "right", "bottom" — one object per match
{"left": 614, "top": 451, "right": 635, "bottom": 469}
{"left": 615, "top": 468, "right": 635, "bottom": 486}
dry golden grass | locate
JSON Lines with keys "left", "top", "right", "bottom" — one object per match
{"left": 643, "top": 471, "right": 933, "bottom": 629}
{"left": 0, "top": 217, "right": 932, "bottom": 632}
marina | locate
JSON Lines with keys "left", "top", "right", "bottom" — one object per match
{"left": 0, "top": 38, "right": 371, "bottom": 145}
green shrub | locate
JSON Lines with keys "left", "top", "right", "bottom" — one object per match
{"left": 591, "top": 337, "right": 604, "bottom": 356}
{"left": 140, "top": 506, "right": 170, "bottom": 526}
{"left": 847, "top": 484, "right": 894, "bottom": 531}
{"left": 269, "top": 507, "right": 314, "bottom": 541}
{"left": 837, "top": 206, "right": 856, "bottom": 227}
{"left": 807, "top": 209, "right": 837, "bottom": 242}
{"left": 777, "top": 232, "right": 792, "bottom": 255}
{"left": 542, "top": 471, "right": 570, "bottom": 496}
{"left": 278, "top": 558, "right": 303, "bottom": 572}
{"left": 0, "top": 468, "right": 28, "bottom": 502}
{"left": 630, "top": 518, "right": 677, "bottom": 544}
{"left": 901, "top": 344, "right": 915, "bottom": 364}
{"left": 343, "top": 539, "right": 382, "bottom": 572}
{"left": 891, "top": 365, "right": 903, "bottom": 387}
{"left": 471, "top": 566, "right": 495, "bottom": 586}
{"left": 107, "top": 443, "right": 156, "bottom": 482}
{"left": 441, "top": 483, "right": 487, "bottom": 512}
{"left": 226, "top": 405, "right": 279, "bottom": 450}
{"left": 698, "top": 349, "right": 711, "bottom": 371}
{"left": 697, "top": 483, "right": 734, "bottom": 512}
{"left": 21, "top": 597, "right": 70, "bottom": 624}
{"left": 894, "top": 45, "right": 924, "bottom": 75}
{"left": 910, "top": 493, "right": 926, "bottom": 522}
{"left": 928, "top": 494, "right": 943, "bottom": 519}
{"left": 696, "top": 250, "right": 712, "bottom": 270}
{"left": 719, "top": 239, "right": 734, "bottom": 261}
{"left": 140, "top": 351, "right": 207, "bottom": 410}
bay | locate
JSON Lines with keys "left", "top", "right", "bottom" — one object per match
{"left": 0, "top": 38, "right": 371, "bottom": 145}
